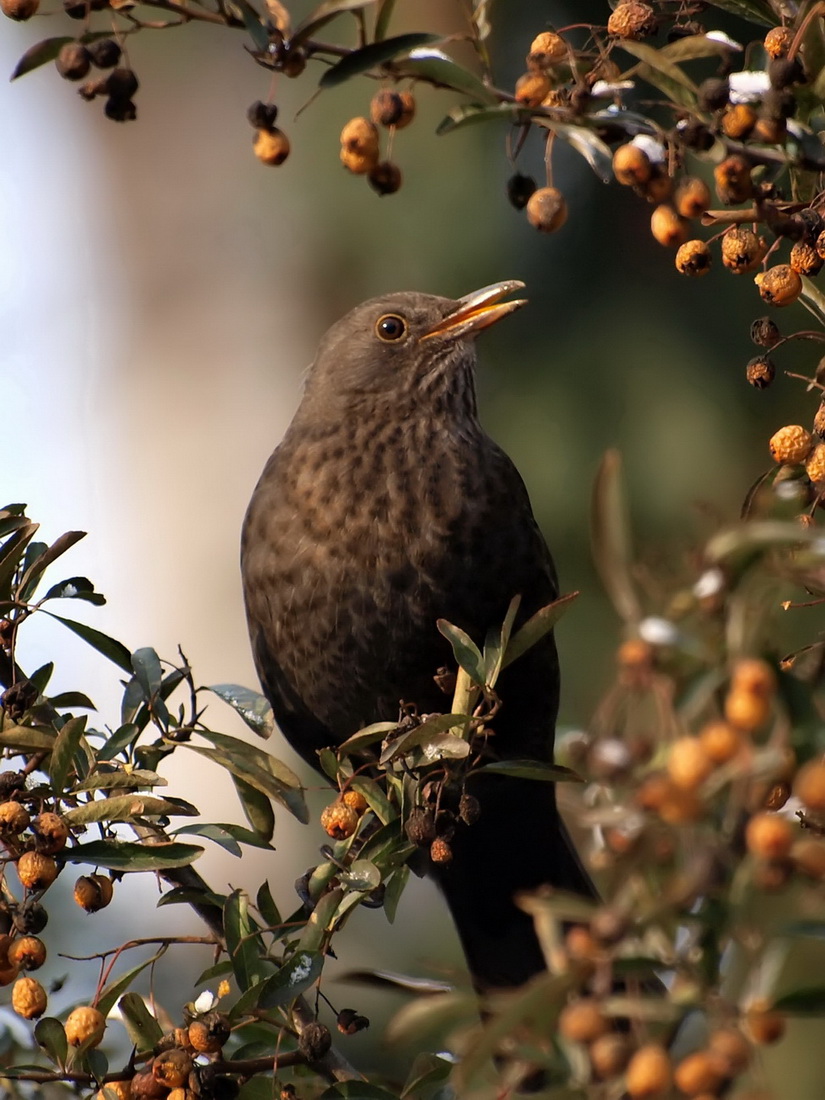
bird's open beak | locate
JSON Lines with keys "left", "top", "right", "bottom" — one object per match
{"left": 420, "top": 280, "right": 527, "bottom": 341}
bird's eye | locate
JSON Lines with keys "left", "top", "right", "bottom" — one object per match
{"left": 375, "top": 314, "right": 407, "bottom": 342}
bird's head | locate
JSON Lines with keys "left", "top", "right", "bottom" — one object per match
{"left": 300, "top": 280, "right": 527, "bottom": 419}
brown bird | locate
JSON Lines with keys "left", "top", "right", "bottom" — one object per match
{"left": 241, "top": 281, "right": 594, "bottom": 990}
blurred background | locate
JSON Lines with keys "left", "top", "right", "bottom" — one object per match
{"left": 1, "top": 0, "right": 821, "bottom": 1088}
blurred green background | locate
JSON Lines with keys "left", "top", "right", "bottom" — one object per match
{"left": 2, "top": 0, "right": 823, "bottom": 1092}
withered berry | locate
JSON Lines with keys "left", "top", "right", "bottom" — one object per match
{"left": 750, "top": 316, "right": 780, "bottom": 347}
{"left": 607, "top": 2, "right": 657, "bottom": 40}
{"left": 88, "top": 39, "right": 121, "bottom": 69}
{"left": 764, "top": 26, "right": 793, "bottom": 59}
{"left": 254, "top": 128, "right": 290, "bottom": 165}
{"left": 56, "top": 43, "right": 92, "bottom": 81}
{"left": 106, "top": 67, "right": 139, "bottom": 101}
{"left": 756, "top": 264, "right": 802, "bottom": 306}
{"left": 370, "top": 89, "right": 405, "bottom": 127}
{"left": 675, "top": 239, "right": 711, "bottom": 276}
{"left": 714, "top": 155, "right": 753, "bottom": 204}
{"left": 768, "top": 56, "right": 804, "bottom": 89}
{"left": 32, "top": 812, "right": 69, "bottom": 854}
{"left": 650, "top": 204, "right": 688, "bottom": 248}
{"left": 430, "top": 836, "right": 453, "bottom": 863}
{"left": 247, "top": 100, "right": 278, "bottom": 130}
{"left": 153, "top": 1048, "right": 193, "bottom": 1087}
{"left": 0, "top": 801, "right": 30, "bottom": 835}
{"left": 65, "top": 1004, "right": 105, "bottom": 1047}
{"left": 746, "top": 355, "right": 776, "bottom": 388}
{"left": 674, "top": 176, "right": 711, "bottom": 218}
{"left": 298, "top": 1021, "right": 332, "bottom": 1061}
{"left": 404, "top": 808, "right": 436, "bottom": 847}
{"left": 527, "top": 31, "right": 567, "bottom": 68}
{"left": 699, "top": 77, "right": 730, "bottom": 111}
{"left": 721, "top": 227, "right": 766, "bottom": 274}
{"left": 367, "top": 161, "right": 402, "bottom": 196}
{"left": 17, "top": 852, "right": 58, "bottom": 891}
{"left": 506, "top": 173, "right": 536, "bottom": 210}
{"left": 104, "top": 97, "right": 137, "bottom": 122}
{"left": 188, "top": 1011, "right": 230, "bottom": 1053}
{"left": 790, "top": 240, "right": 823, "bottom": 276}
{"left": 12, "top": 976, "right": 47, "bottom": 1019}
{"left": 320, "top": 800, "right": 358, "bottom": 840}
{"left": 721, "top": 103, "right": 756, "bottom": 140}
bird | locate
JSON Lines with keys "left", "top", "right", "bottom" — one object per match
{"left": 241, "top": 281, "right": 595, "bottom": 991}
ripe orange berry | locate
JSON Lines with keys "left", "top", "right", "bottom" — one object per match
{"left": 514, "top": 71, "right": 551, "bottom": 107}
{"left": 12, "top": 975, "right": 47, "bottom": 1019}
{"left": 607, "top": 2, "right": 657, "bottom": 40}
{"left": 188, "top": 1012, "right": 230, "bottom": 1053}
{"left": 1, "top": 0, "right": 40, "bottom": 19}
{"left": 814, "top": 400, "right": 825, "bottom": 438}
{"left": 657, "top": 783, "right": 703, "bottom": 824}
{"left": 340, "top": 117, "right": 379, "bottom": 167}
{"left": 714, "top": 155, "right": 753, "bottom": 204}
{"left": 745, "top": 812, "right": 794, "bottom": 859}
{"left": 667, "top": 737, "right": 713, "bottom": 790}
{"left": 565, "top": 925, "right": 600, "bottom": 962}
{"left": 526, "top": 186, "right": 568, "bottom": 233}
{"left": 558, "top": 998, "right": 608, "bottom": 1043}
{"left": 794, "top": 759, "right": 825, "bottom": 812}
{"left": 675, "top": 240, "right": 712, "bottom": 277}
{"left": 527, "top": 31, "right": 567, "bottom": 68}
{"left": 721, "top": 227, "right": 766, "bottom": 274}
{"left": 74, "top": 873, "right": 114, "bottom": 912}
{"left": 642, "top": 168, "right": 673, "bottom": 204}
{"left": 341, "top": 789, "right": 368, "bottom": 815}
{"left": 650, "top": 204, "right": 688, "bottom": 248}
{"left": 764, "top": 26, "right": 793, "bottom": 59}
{"left": 430, "top": 836, "right": 453, "bottom": 863}
{"left": 613, "top": 143, "right": 652, "bottom": 186}
{"left": 769, "top": 424, "right": 813, "bottom": 464}
{"left": 673, "top": 1049, "right": 728, "bottom": 1095}
{"left": 0, "top": 801, "right": 30, "bottom": 835}
{"left": 153, "top": 1048, "right": 193, "bottom": 1088}
{"left": 790, "top": 240, "right": 823, "bottom": 277}
{"left": 66, "top": 1004, "right": 105, "bottom": 1047}
{"left": 724, "top": 689, "right": 770, "bottom": 732}
{"left": 699, "top": 720, "right": 742, "bottom": 764}
{"left": 320, "top": 800, "right": 359, "bottom": 840}
{"left": 744, "top": 1001, "right": 785, "bottom": 1044}
{"left": 95, "top": 1083, "right": 130, "bottom": 1100}
{"left": 31, "top": 811, "right": 69, "bottom": 853}
{"left": 756, "top": 265, "right": 803, "bottom": 306}
{"left": 722, "top": 103, "right": 757, "bottom": 139}
{"left": 253, "top": 128, "right": 290, "bottom": 166}
{"left": 674, "top": 176, "right": 711, "bottom": 218}
{"left": 589, "top": 1032, "right": 631, "bottom": 1078}
{"left": 626, "top": 1043, "right": 673, "bottom": 1098}
{"left": 16, "top": 851, "right": 58, "bottom": 891}
{"left": 805, "top": 442, "right": 825, "bottom": 485}
{"left": 708, "top": 1026, "right": 751, "bottom": 1074}
{"left": 732, "top": 658, "right": 777, "bottom": 697}
{"left": 7, "top": 935, "right": 47, "bottom": 971}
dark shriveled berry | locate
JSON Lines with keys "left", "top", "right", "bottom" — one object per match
{"left": 751, "top": 317, "right": 780, "bottom": 348}
{"left": 104, "top": 97, "right": 137, "bottom": 122}
{"left": 506, "top": 172, "right": 537, "bottom": 210}
{"left": 370, "top": 89, "right": 405, "bottom": 127}
{"left": 368, "top": 161, "right": 402, "bottom": 196}
{"left": 63, "top": 0, "right": 107, "bottom": 17}
{"left": 87, "top": 38, "right": 121, "bottom": 69}
{"left": 699, "top": 76, "right": 729, "bottom": 110}
{"left": 247, "top": 100, "right": 278, "bottom": 130}
{"left": 106, "top": 67, "right": 139, "bottom": 101}
{"left": 768, "top": 56, "right": 804, "bottom": 89}
{"left": 404, "top": 808, "right": 436, "bottom": 847}
{"left": 298, "top": 1021, "right": 332, "bottom": 1061}
{"left": 56, "top": 42, "right": 92, "bottom": 80}
{"left": 746, "top": 356, "right": 776, "bottom": 389}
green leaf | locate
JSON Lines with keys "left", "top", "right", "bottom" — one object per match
{"left": 391, "top": 47, "right": 498, "bottom": 102}
{"left": 374, "top": 0, "right": 396, "bottom": 41}
{"left": 436, "top": 100, "right": 526, "bottom": 136}
{"left": 0, "top": 519, "right": 38, "bottom": 600}
{"left": 256, "top": 880, "right": 282, "bottom": 929}
{"left": 707, "top": 0, "right": 774, "bottom": 25}
{"left": 116, "top": 992, "right": 163, "bottom": 1053}
{"left": 64, "top": 794, "right": 198, "bottom": 825}
{"left": 49, "top": 690, "right": 96, "bottom": 709}
{"left": 385, "top": 990, "right": 478, "bottom": 1046}
{"left": 474, "top": 760, "right": 584, "bottom": 782}
{"left": 482, "top": 595, "right": 521, "bottom": 689}
{"left": 224, "top": 889, "right": 268, "bottom": 992}
{"left": 174, "top": 822, "right": 275, "bottom": 854}
{"left": 298, "top": 887, "right": 344, "bottom": 952}
{"left": 18, "top": 530, "right": 86, "bottom": 599}
{"left": 232, "top": 774, "right": 276, "bottom": 841}
{"left": 0, "top": 724, "right": 56, "bottom": 752}
{"left": 535, "top": 119, "right": 614, "bottom": 183}
{"left": 10, "top": 37, "right": 74, "bottom": 80}
{"left": 292, "top": 0, "right": 377, "bottom": 48}
{"left": 349, "top": 775, "right": 394, "bottom": 824}
{"left": 338, "top": 720, "right": 399, "bottom": 755}
{"left": 157, "top": 885, "right": 228, "bottom": 910}
{"left": 97, "top": 951, "right": 166, "bottom": 1018}
{"left": 44, "top": 612, "right": 132, "bottom": 673}
{"left": 230, "top": 951, "right": 324, "bottom": 1021}
{"left": 339, "top": 859, "right": 381, "bottom": 892}
{"left": 97, "top": 723, "right": 140, "bottom": 761}
{"left": 49, "top": 714, "right": 88, "bottom": 793}
{"left": 131, "top": 647, "right": 163, "bottom": 700}
{"left": 320, "top": 33, "right": 440, "bottom": 88}
{"left": 65, "top": 839, "right": 203, "bottom": 871}
{"left": 379, "top": 712, "right": 471, "bottom": 764}
{"left": 617, "top": 39, "right": 698, "bottom": 107}
{"left": 436, "top": 619, "right": 484, "bottom": 683}
{"left": 773, "top": 987, "right": 825, "bottom": 1014}
{"left": 209, "top": 683, "right": 276, "bottom": 739}
{"left": 34, "top": 1017, "right": 68, "bottom": 1066}
{"left": 402, "top": 1052, "right": 453, "bottom": 1100}
{"left": 590, "top": 450, "right": 641, "bottom": 624}
{"left": 659, "top": 34, "right": 744, "bottom": 64}
{"left": 233, "top": 0, "right": 271, "bottom": 52}
{"left": 383, "top": 865, "right": 408, "bottom": 923}
{"left": 74, "top": 768, "right": 166, "bottom": 792}
{"left": 502, "top": 592, "right": 578, "bottom": 669}
{"left": 28, "top": 661, "right": 54, "bottom": 695}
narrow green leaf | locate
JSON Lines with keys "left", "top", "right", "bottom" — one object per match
{"left": 0, "top": 724, "right": 56, "bottom": 752}
{"left": 590, "top": 450, "right": 641, "bottom": 624}
{"left": 209, "top": 683, "right": 276, "bottom": 739}
{"left": 401, "top": 1052, "right": 453, "bottom": 1100}
{"left": 535, "top": 119, "right": 613, "bottom": 183}
{"left": 436, "top": 100, "right": 526, "bottom": 136}
{"left": 349, "top": 775, "right": 394, "bottom": 824}
{"left": 292, "top": 0, "right": 377, "bottom": 48}
{"left": 131, "top": 647, "right": 163, "bottom": 700}
{"left": 391, "top": 47, "right": 498, "bottom": 102}
{"left": 708, "top": 0, "right": 773, "bottom": 25}
{"left": 374, "top": 0, "right": 396, "bottom": 40}
{"left": 49, "top": 690, "right": 96, "bottom": 710}
{"left": 28, "top": 662, "right": 54, "bottom": 695}
{"left": 0, "top": 520, "right": 38, "bottom": 599}
{"left": 232, "top": 774, "right": 276, "bottom": 840}
{"left": 379, "top": 713, "right": 471, "bottom": 764}
{"left": 482, "top": 594, "right": 521, "bottom": 688}
{"left": 44, "top": 612, "right": 132, "bottom": 672}
{"left": 19, "top": 531, "right": 85, "bottom": 598}
{"left": 230, "top": 951, "right": 323, "bottom": 1020}
{"left": 10, "top": 37, "right": 73, "bottom": 80}
{"left": 233, "top": 0, "right": 271, "bottom": 52}
{"left": 339, "top": 859, "right": 381, "bottom": 892}
{"left": 256, "top": 880, "right": 282, "bottom": 929}
{"left": 186, "top": 733, "right": 307, "bottom": 823}
{"left": 157, "top": 884, "right": 228, "bottom": 910}
{"left": 97, "top": 951, "right": 166, "bottom": 1018}
{"left": 174, "top": 822, "right": 275, "bottom": 854}
{"left": 224, "top": 889, "right": 267, "bottom": 992}
{"left": 383, "top": 865, "right": 408, "bottom": 923}
{"left": 65, "top": 839, "right": 203, "bottom": 871}
{"left": 298, "top": 888, "right": 344, "bottom": 952}
{"left": 320, "top": 32, "right": 439, "bottom": 88}
{"left": 502, "top": 593, "right": 578, "bottom": 669}
{"left": 64, "top": 794, "right": 198, "bottom": 825}
{"left": 338, "top": 720, "right": 399, "bottom": 755}
{"left": 49, "top": 714, "right": 87, "bottom": 793}
{"left": 34, "top": 1017, "right": 68, "bottom": 1066}
{"left": 116, "top": 992, "right": 163, "bottom": 1053}
{"left": 436, "top": 619, "right": 484, "bottom": 683}
{"left": 74, "top": 768, "right": 166, "bottom": 792}
{"left": 773, "top": 987, "right": 825, "bottom": 1014}
{"left": 475, "top": 759, "right": 584, "bottom": 782}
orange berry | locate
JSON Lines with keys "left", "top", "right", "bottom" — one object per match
{"left": 430, "top": 836, "right": 453, "bottom": 863}
{"left": 745, "top": 812, "right": 794, "bottom": 859}
{"left": 31, "top": 811, "right": 69, "bottom": 853}
{"left": 607, "top": 2, "right": 657, "bottom": 40}
{"left": 527, "top": 31, "right": 567, "bottom": 68}
{"left": 0, "top": 801, "right": 30, "bottom": 835}
{"left": 16, "top": 851, "right": 58, "bottom": 890}
{"left": 657, "top": 783, "right": 703, "bottom": 824}
{"left": 721, "top": 227, "right": 766, "bottom": 274}
{"left": 650, "top": 204, "right": 688, "bottom": 248}
{"left": 673, "top": 1049, "right": 728, "bottom": 1095}
{"left": 769, "top": 424, "right": 813, "bottom": 464}
{"left": 642, "top": 168, "right": 673, "bottom": 204}
{"left": 732, "top": 658, "right": 777, "bottom": 697}
{"left": 95, "top": 1083, "right": 130, "bottom": 1100}
{"left": 153, "top": 1048, "right": 193, "bottom": 1088}
{"left": 756, "top": 265, "right": 803, "bottom": 307}
{"left": 11, "top": 975, "right": 47, "bottom": 1019}
{"left": 613, "top": 143, "right": 652, "bottom": 186}
{"left": 794, "top": 759, "right": 825, "bottom": 812}
{"left": 558, "top": 998, "right": 608, "bottom": 1043}
{"left": 74, "top": 873, "right": 113, "bottom": 912}
{"left": 674, "top": 176, "right": 711, "bottom": 218}
{"left": 341, "top": 789, "right": 368, "bottom": 815}
{"left": 714, "top": 155, "right": 753, "bottom": 204}
{"left": 724, "top": 689, "right": 770, "bottom": 732}
{"left": 340, "top": 117, "right": 379, "bottom": 159}
{"left": 66, "top": 1004, "right": 105, "bottom": 1047}
{"left": 675, "top": 240, "right": 712, "bottom": 277}
{"left": 188, "top": 1012, "right": 230, "bottom": 1053}
{"left": 526, "top": 186, "right": 568, "bottom": 233}
{"left": 1, "top": 0, "right": 40, "bottom": 19}
{"left": 744, "top": 1001, "right": 785, "bottom": 1044}
{"left": 7, "top": 935, "right": 47, "bottom": 971}
{"left": 514, "top": 71, "right": 551, "bottom": 107}
{"left": 790, "top": 240, "right": 823, "bottom": 277}
{"left": 722, "top": 103, "right": 757, "bottom": 139}
{"left": 667, "top": 737, "right": 713, "bottom": 790}
{"left": 805, "top": 442, "right": 825, "bottom": 485}
{"left": 589, "top": 1032, "right": 631, "bottom": 1078}
{"left": 626, "top": 1043, "right": 673, "bottom": 1098}
{"left": 253, "top": 128, "right": 290, "bottom": 166}
{"left": 764, "top": 26, "right": 793, "bottom": 59}
{"left": 708, "top": 1026, "right": 751, "bottom": 1074}
{"left": 320, "top": 800, "right": 358, "bottom": 840}
{"left": 698, "top": 720, "right": 742, "bottom": 764}
{"left": 565, "top": 925, "right": 600, "bottom": 962}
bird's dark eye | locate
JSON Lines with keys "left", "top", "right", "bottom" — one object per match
{"left": 375, "top": 314, "right": 407, "bottom": 342}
